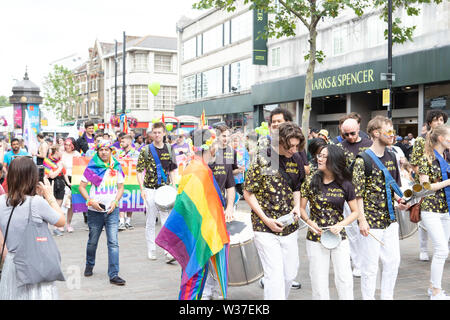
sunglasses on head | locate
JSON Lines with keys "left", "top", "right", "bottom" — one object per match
{"left": 343, "top": 131, "right": 357, "bottom": 137}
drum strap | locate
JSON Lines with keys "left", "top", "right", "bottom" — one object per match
{"left": 365, "top": 149, "right": 403, "bottom": 221}
{"left": 434, "top": 149, "right": 450, "bottom": 212}
{"left": 149, "top": 143, "right": 168, "bottom": 185}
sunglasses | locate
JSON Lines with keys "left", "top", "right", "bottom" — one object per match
{"left": 343, "top": 131, "right": 357, "bottom": 137}
{"left": 382, "top": 129, "right": 396, "bottom": 136}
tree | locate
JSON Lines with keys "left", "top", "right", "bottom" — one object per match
{"left": 0, "top": 96, "right": 11, "bottom": 107}
{"left": 43, "top": 64, "right": 80, "bottom": 122}
{"left": 193, "top": 0, "right": 444, "bottom": 135}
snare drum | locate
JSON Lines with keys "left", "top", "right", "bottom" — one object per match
{"left": 154, "top": 185, "right": 177, "bottom": 212}
{"left": 320, "top": 230, "right": 342, "bottom": 250}
{"left": 227, "top": 213, "right": 264, "bottom": 286}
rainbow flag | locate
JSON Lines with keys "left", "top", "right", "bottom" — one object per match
{"left": 83, "top": 153, "right": 124, "bottom": 187}
{"left": 200, "top": 109, "right": 205, "bottom": 127}
{"left": 156, "top": 158, "right": 229, "bottom": 299}
{"left": 43, "top": 157, "right": 59, "bottom": 175}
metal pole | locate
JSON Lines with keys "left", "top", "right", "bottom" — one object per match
{"left": 114, "top": 40, "right": 118, "bottom": 116}
{"left": 122, "top": 31, "right": 126, "bottom": 115}
{"left": 387, "top": 0, "right": 393, "bottom": 120}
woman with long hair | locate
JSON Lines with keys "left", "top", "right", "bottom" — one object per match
{"left": 0, "top": 156, "right": 65, "bottom": 299}
{"left": 418, "top": 125, "right": 450, "bottom": 300}
{"left": 61, "top": 137, "right": 81, "bottom": 233}
{"left": 44, "top": 146, "right": 69, "bottom": 236}
{"left": 300, "top": 144, "right": 359, "bottom": 299}
{"left": 307, "top": 137, "right": 328, "bottom": 175}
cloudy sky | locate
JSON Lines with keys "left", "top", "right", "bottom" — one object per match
{"left": 0, "top": 0, "right": 203, "bottom": 97}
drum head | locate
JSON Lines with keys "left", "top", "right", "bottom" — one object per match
{"left": 154, "top": 185, "right": 177, "bottom": 208}
{"left": 320, "top": 230, "right": 341, "bottom": 249}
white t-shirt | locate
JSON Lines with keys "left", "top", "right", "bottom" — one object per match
{"left": 81, "top": 169, "right": 124, "bottom": 212}
{"left": 61, "top": 151, "right": 81, "bottom": 176}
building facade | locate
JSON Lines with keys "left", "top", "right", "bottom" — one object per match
{"left": 176, "top": 1, "right": 450, "bottom": 138}
{"left": 102, "top": 34, "right": 178, "bottom": 133}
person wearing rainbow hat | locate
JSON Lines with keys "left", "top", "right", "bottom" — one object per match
{"left": 78, "top": 140, "right": 126, "bottom": 286}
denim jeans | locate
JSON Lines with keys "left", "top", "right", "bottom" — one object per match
{"left": 86, "top": 209, "right": 120, "bottom": 279}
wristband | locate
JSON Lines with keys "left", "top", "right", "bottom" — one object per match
{"left": 397, "top": 198, "right": 403, "bottom": 204}
{"left": 114, "top": 200, "right": 119, "bottom": 207}
{"left": 86, "top": 199, "right": 93, "bottom": 207}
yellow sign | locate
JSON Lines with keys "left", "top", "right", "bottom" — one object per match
{"left": 41, "top": 119, "right": 48, "bottom": 126}
{"left": 383, "top": 89, "right": 390, "bottom": 106}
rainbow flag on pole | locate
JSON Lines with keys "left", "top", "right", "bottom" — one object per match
{"left": 200, "top": 109, "right": 206, "bottom": 127}
{"left": 156, "top": 158, "right": 229, "bottom": 299}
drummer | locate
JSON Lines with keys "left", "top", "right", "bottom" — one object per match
{"left": 300, "top": 144, "right": 359, "bottom": 300}
{"left": 352, "top": 116, "right": 410, "bottom": 300}
{"left": 202, "top": 124, "right": 237, "bottom": 300}
{"left": 244, "top": 122, "right": 305, "bottom": 300}
{"left": 416, "top": 125, "right": 450, "bottom": 300}
{"left": 136, "top": 122, "right": 178, "bottom": 263}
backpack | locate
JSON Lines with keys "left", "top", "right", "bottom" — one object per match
{"left": 350, "top": 149, "right": 397, "bottom": 178}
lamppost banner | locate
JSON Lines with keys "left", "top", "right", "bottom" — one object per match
{"left": 253, "top": 9, "right": 268, "bottom": 65}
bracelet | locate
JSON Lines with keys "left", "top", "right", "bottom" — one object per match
{"left": 113, "top": 200, "right": 119, "bottom": 207}
{"left": 86, "top": 199, "right": 93, "bottom": 206}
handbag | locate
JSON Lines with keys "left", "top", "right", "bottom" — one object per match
{"left": 0, "top": 206, "right": 17, "bottom": 280}
{"left": 409, "top": 198, "right": 423, "bottom": 223}
{"left": 13, "top": 196, "right": 65, "bottom": 287}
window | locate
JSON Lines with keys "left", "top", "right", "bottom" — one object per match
{"left": 231, "top": 10, "right": 252, "bottom": 43}
{"left": 133, "top": 52, "right": 148, "bottom": 72}
{"left": 271, "top": 47, "right": 281, "bottom": 67}
{"left": 182, "top": 75, "right": 196, "bottom": 100}
{"left": 224, "top": 20, "right": 231, "bottom": 46}
{"left": 154, "top": 54, "right": 172, "bottom": 72}
{"left": 203, "top": 24, "right": 223, "bottom": 54}
{"left": 105, "top": 89, "right": 110, "bottom": 113}
{"left": 202, "top": 67, "right": 223, "bottom": 98}
{"left": 367, "top": 15, "right": 385, "bottom": 48}
{"left": 332, "top": 25, "right": 348, "bottom": 56}
{"left": 183, "top": 37, "right": 197, "bottom": 61}
{"left": 230, "top": 58, "right": 253, "bottom": 91}
{"left": 85, "top": 101, "right": 89, "bottom": 116}
{"left": 154, "top": 86, "right": 177, "bottom": 111}
{"left": 130, "top": 85, "right": 148, "bottom": 109}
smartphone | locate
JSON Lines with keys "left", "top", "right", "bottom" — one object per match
{"left": 37, "top": 165, "right": 45, "bottom": 182}
{"left": 99, "top": 203, "right": 106, "bottom": 210}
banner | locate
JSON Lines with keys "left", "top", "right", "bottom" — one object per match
{"left": 23, "top": 109, "right": 38, "bottom": 155}
{"left": 26, "top": 104, "right": 40, "bottom": 134}
{"left": 253, "top": 9, "right": 268, "bottom": 65}
{"left": 14, "top": 105, "right": 22, "bottom": 129}
{"left": 71, "top": 157, "right": 145, "bottom": 212}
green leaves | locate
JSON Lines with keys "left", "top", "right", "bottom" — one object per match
{"left": 43, "top": 64, "right": 80, "bottom": 122}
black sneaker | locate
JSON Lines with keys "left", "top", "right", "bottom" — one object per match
{"left": 84, "top": 265, "right": 93, "bottom": 277}
{"left": 110, "top": 276, "right": 126, "bottom": 286}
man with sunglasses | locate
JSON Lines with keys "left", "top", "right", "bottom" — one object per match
{"left": 352, "top": 116, "right": 409, "bottom": 300}
{"left": 336, "top": 117, "right": 373, "bottom": 278}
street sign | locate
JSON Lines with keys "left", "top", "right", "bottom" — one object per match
{"left": 383, "top": 89, "right": 390, "bottom": 106}
{"left": 380, "top": 73, "right": 396, "bottom": 81}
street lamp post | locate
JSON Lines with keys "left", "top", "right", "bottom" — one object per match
{"left": 387, "top": 0, "right": 393, "bottom": 120}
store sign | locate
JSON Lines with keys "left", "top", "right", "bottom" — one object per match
{"left": 312, "top": 69, "right": 375, "bottom": 91}
{"left": 253, "top": 9, "right": 268, "bottom": 65}
{"left": 430, "top": 97, "right": 447, "bottom": 109}
{"left": 382, "top": 89, "right": 391, "bottom": 106}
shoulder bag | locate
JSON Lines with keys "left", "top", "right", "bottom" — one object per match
{"left": 13, "top": 197, "right": 65, "bottom": 287}
{"left": 0, "top": 205, "right": 17, "bottom": 281}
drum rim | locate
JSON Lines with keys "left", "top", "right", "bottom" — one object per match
{"left": 320, "top": 230, "right": 342, "bottom": 249}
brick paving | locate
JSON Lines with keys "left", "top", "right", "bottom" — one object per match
{"left": 54, "top": 200, "right": 449, "bottom": 300}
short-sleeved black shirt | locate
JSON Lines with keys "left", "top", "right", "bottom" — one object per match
{"left": 209, "top": 146, "right": 237, "bottom": 198}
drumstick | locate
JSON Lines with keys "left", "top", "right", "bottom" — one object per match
{"left": 368, "top": 232, "right": 384, "bottom": 246}
{"left": 298, "top": 218, "right": 321, "bottom": 234}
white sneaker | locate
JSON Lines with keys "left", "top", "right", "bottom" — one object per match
{"left": 165, "top": 254, "right": 176, "bottom": 264}
{"left": 428, "top": 288, "right": 433, "bottom": 296}
{"left": 420, "top": 252, "right": 430, "bottom": 261}
{"left": 430, "top": 291, "right": 450, "bottom": 300}
{"left": 148, "top": 252, "right": 157, "bottom": 260}
{"left": 352, "top": 268, "right": 361, "bottom": 277}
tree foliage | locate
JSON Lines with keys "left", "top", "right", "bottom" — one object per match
{"left": 43, "top": 64, "right": 80, "bottom": 122}
{"left": 0, "top": 96, "right": 11, "bottom": 107}
{"left": 193, "top": 0, "right": 445, "bottom": 134}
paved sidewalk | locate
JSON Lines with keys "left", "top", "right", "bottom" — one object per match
{"left": 54, "top": 200, "right": 449, "bottom": 300}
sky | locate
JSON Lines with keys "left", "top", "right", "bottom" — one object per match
{"left": 0, "top": 0, "right": 204, "bottom": 98}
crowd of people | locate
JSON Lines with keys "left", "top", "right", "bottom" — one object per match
{"left": 0, "top": 108, "right": 449, "bottom": 301}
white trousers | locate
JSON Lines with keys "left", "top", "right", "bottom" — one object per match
{"left": 254, "top": 230, "right": 299, "bottom": 300}
{"left": 360, "top": 222, "right": 400, "bottom": 300}
{"left": 343, "top": 202, "right": 362, "bottom": 271}
{"left": 145, "top": 188, "right": 170, "bottom": 254}
{"left": 420, "top": 211, "right": 450, "bottom": 290}
{"left": 306, "top": 239, "right": 354, "bottom": 300}
{"left": 419, "top": 225, "right": 429, "bottom": 253}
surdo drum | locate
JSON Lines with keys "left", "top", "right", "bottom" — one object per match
{"left": 154, "top": 185, "right": 177, "bottom": 212}
{"left": 227, "top": 213, "right": 264, "bottom": 286}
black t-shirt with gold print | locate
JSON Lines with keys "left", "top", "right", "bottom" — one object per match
{"left": 352, "top": 149, "right": 401, "bottom": 229}
{"left": 244, "top": 146, "right": 305, "bottom": 236}
{"left": 136, "top": 144, "right": 177, "bottom": 189}
{"left": 419, "top": 157, "right": 449, "bottom": 213}
{"left": 337, "top": 138, "right": 373, "bottom": 167}
{"left": 301, "top": 176, "right": 356, "bottom": 242}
